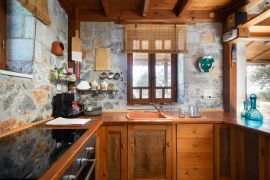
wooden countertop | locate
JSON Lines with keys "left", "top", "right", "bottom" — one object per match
{"left": 100, "top": 111, "right": 270, "bottom": 136}
{"left": 38, "top": 117, "right": 103, "bottom": 180}
{"left": 5, "top": 111, "right": 270, "bottom": 179}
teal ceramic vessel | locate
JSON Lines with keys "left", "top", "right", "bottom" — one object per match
{"left": 241, "top": 100, "right": 249, "bottom": 117}
{"left": 199, "top": 56, "right": 214, "bottom": 72}
{"left": 245, "top": 94, "right": 263, "bottom": 121}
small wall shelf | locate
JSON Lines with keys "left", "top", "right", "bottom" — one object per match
{"left": 77, "top": 89, "right": 118, "bottom": 95}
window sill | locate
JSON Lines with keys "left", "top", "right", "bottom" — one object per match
{"left": 0, "top": 70, "right": 33, "bottom": 79}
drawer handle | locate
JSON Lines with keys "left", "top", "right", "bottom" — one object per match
{"left": 192, "top": 130, "right": 197, "bottom": 134}
{"left": 167, "top": 142, "right": 170, "bottom": 147}
{"left": 185, "top": 171, "right": 189, "bottom": 175}
{"left": 121, "top": 143, "right": 125, "bottom": 148}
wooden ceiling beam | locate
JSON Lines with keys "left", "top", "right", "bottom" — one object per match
{"left": 249, "top": 26, "right": 270, "bottom": 33}
{"left": 250, "top": 32, "right": 270, "bottom": 37}
{"left": 246, "top": 41, "right": 254, "bottom": 47}
{"left": 100, "top": 0, "right": 110, "bottom": 17}
{"left": 174, "top": 0, "right": 193, "bottom": 17}
{"left": 79, "top": 10, "right": 225, "bottom": 23}
{"left": 58, "top": 0, "right": 73, "bottom": 15}
{"left": 247, "top": 59, "right": 270, "bottom": 65}
{"left": 241, "top": 8, "right": 270, "bottom": 28}
{"left": 142, "top": 0, "right": 150, "bottom": 17}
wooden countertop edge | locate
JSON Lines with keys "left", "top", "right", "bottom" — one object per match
{"left": 0, "top": 117, "right": 53, "bottom": 139}
{"left": 1, "top": 111, "right": 270, "bottom": 179}
{"left": 39, "top": 119, "right": 103, "bottom": 180}
{"left": 223, "top": 120, "right": 270, "bottom": 136}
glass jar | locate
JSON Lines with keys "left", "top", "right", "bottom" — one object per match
{"left": 241, "top": 100, "right": 249, "bottom": 117}
{"left": 245, "top": 94, "right": 263, "bottom": 121}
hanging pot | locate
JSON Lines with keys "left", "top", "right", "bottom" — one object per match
{"left": 51, "top": 41, "right": 64, "bottom": 56}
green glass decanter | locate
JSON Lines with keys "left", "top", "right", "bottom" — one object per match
{"left": 245, "top": 94, "right": 263, "bottom": 121}
{"left": 241, "top": 100, "right": 249, "bottom": 117}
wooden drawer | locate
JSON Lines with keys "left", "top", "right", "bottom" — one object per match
{"left": 177, "top": 124, "right": 213, "bottom": 139}
{"left": 177, "top": 138, "right": 213, "bottom": 153}
{"left": 178, "top": 152, "right": 213, "bottom": 168}
{"left": 178, "top": 168, "right": 213, "bottom": 180}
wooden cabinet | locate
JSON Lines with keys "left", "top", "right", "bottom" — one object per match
{"left": 177, "top": 124, "right": 214, "bottom": 180}
{"left": 214, "top": 124, "right": 238, "bottom": 180}
{"left": 100, "top": 125, "right": 127, "bottom": 180}
{"left": 239, "top": 129, "right": 268, "bottom": 180}
{"left": 127, "top": 125, "right": 172, "bottom": 180}
{"left": 214, "top": 124, "right": 269, "bottom": 180}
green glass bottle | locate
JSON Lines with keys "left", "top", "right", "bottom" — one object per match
{"left": 245, "top": 94, "right": 263, "bottom": 121}
{"left": 241, "top": 100, "right": 249, "bottom": 117}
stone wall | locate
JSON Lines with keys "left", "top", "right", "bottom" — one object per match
{"left": 80, "top": 22, "right": 127, "bottom": 110}
{"left": 80, "top": 22, "right": 223, "bottom": 110}
{"left": 0, "top": 0, "right": 68, "bottom": 133}
{"left": 184, "top": 23, "right": 223, "bottom": 109}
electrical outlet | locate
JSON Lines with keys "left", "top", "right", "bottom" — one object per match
{"left": 57, "top": 84, "right": 62, "bottom": 91}
{"left": 203, "top": 89, "right": 214, "bottom": 99}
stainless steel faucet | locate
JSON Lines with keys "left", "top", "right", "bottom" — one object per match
{"left": 150, "top": 103, "right": 160, "bottom": 112}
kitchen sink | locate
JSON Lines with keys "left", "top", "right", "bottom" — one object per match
{"left": 126, "top": 112, "right": 167, "bottom": 120}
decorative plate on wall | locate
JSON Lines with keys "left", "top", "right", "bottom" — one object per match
{"left": 199, "top": 56, "right": 215, "bottom": 72}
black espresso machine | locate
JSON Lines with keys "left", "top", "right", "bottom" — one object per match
{"left": 52, "top": 93, "right": 82, "bottom": 118}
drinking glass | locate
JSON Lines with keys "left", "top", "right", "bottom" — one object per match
{"left": 179, "top": 105, "right": 185, "bottom": 118}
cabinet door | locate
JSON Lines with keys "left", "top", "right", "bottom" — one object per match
{"left": 240, "top": 130, "right": 267, "bottom": 180}
{"left": 128, "top": 125, "right": 172, "bottom": 180}
{"left": 177, "top": 124, "right": 213, "bottom": 180}
{"left": 214, "top": 124, "right": 237, "bottom": 180}
{"left": 101, "top": 126, "right": 127, "bottom": 180}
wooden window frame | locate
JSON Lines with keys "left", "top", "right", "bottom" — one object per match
{"left": 127, "top": 53, "right": 177, "bottom": 105}
{"left": 0, "top": 0, "right": 6, "bottom": 69}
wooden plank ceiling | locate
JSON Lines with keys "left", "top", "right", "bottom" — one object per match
{"left": 58, "top": 0, "right": 246, "bottom": 23}
{"left": 247, "top": 41, "right": 270, "bottom": 62}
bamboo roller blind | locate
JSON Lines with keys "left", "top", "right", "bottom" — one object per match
{"left": 124, "top": 24, "right": 187, "bottom": 54}
{"left": 17, "top": 0, "right": 51, "bottom": 25}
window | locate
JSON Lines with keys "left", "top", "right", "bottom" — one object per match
{"left": 247, "top": 64, "right": 270, "bottom": 119}
{"left": 127, "top": 53, "right": 177, "bottom": 104}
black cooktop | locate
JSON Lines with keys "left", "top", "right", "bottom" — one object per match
{"left": 0, "top": 128, "right": 87, "bottom": 179}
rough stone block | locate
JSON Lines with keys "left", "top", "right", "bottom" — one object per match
{"left": 186, "top": 31, "right": 200, "bottom": 44}
{"left": 201, "top": 31, "right": 215, "bottom": 44}
{"left": 18, "top": 94, "right": 36, "bottom": 112}
{"left": 111, "top": 29, "right": 123, "bottom": 43}
{"left": 6, "top": 39, "right": 34, "bottom": 61}
{"left": 34, "top": 41, "right": 42, "bottom": 62}
{"left": 6, "top": 61, "right": 33, "bottom": 74}
{"left": 6, "top": 16, "right": 23, "bottom": 38}
{"left": 6, "top": 0, "right": 31, "bottom": 16}
{"left": 24, "top": 17, "right": 35, "bottom": 38}
{"left": 32, "top": 90, "right": 48, "bottom": 104}
{"left": 0, "top": 118, "right": 26, "bottom": 133}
